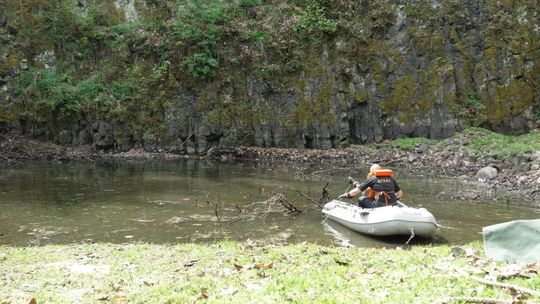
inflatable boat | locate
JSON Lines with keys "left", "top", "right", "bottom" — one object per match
{"left": 322, "top": 200, "right": 438, "bottom": 238}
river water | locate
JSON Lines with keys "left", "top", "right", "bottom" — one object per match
{"left": 1, "top": 160, "right": 538, "bottom": 247}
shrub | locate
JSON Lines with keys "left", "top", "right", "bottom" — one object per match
{"left": 239, "top": 0, "right": 261, "bottom": 7}
{"left": 17, "top": 68, "right": 79, "bottom": 120}
{"left": 294, "top": 0, "right": 338, "bottom": 42}
{"left": 174, "top": 0, "right": 228, "bottom": 79}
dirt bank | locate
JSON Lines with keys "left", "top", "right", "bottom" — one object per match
{"left": 1, "top": 134, "right": 539, "bottom": 206}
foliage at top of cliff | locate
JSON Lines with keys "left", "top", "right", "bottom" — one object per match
{"left": 3, "top": 0, "right": 346, "bottom": 78}
{"left": 3, "top": 0, "right": 353, "bottom": 131}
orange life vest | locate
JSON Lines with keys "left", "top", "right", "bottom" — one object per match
{"left": 366, "top": 169, "right": 394, "bottom": 201}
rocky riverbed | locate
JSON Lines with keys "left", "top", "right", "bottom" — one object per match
{"left": 1, "top": 134, "right": 539, "bottom": 207}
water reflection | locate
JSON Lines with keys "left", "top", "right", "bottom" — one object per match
{"left": 0, "top": 160, "right": 538, "bottom": 247}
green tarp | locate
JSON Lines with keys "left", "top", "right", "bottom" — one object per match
{"left": 483, "top": 219, "right": 540, "bottom": 263}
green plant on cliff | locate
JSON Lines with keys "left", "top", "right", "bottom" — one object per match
{"left": 239, "top": 0, "right": 261, "bottom": 7}
{"left": 16, "top": 68, "right": 79, "bottom": 121}
{"left": 465, "top": 92, "right": 486, "bottom": 126}
{"left": 451, "top": 92, "right": 487, "bottom": 127}
{"left": 534, "top": 112, "right": 540, "bottom": 126}
{"left": 466, "top": 92, "right": 481, "bottom": 108}
{"left": 173, "top": 0, "right": 229, "bottom": 79}
{"left": 75, "top": 74, "right": 130, "bottom": 121}
{"left": 294, "top": 0, "right": 338, "bottom": 43}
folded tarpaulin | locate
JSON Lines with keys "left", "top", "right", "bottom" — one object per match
{"left": 483, "top": 219, "right": 540, "bottom": 263}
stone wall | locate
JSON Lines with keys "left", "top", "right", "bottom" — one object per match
{"left": 0, "top": 0, "right": 538, "bottom": 153}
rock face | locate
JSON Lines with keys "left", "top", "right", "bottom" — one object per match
{"left": 0, "top": 1, "right": 538, "bottom": 153}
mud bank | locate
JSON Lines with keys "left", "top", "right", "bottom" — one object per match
{"left": 1, "top": 134, "right": 539, "bottom": 206}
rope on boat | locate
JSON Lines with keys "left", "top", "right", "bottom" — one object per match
{"left": 396, "top": 200, "right": 408, "bottom": 208}
{"left": 405, "top": 228, "right": 415, "bottom": 245}
{"left": 321, "top": 214, "right": 329, "bottom": 223}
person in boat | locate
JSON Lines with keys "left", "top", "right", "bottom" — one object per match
{"left": 338, "top": 164, "right": 403, "bottom": 208}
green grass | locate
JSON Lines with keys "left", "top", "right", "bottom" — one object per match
{"left": 368, "top": 128, "right": 539, "bottom": 158}
{"left": 456, "top": 127, "right": 540, "bottom": 157}
{"left": 389, "top": 137, "right": 431, "bottom": 152}
{"left": 1, "top": 242, "right": 538, "bottom": 303}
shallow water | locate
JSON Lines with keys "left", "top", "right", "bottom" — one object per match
{"left": 1, "top": 160, "right": 538, "bottom": 247}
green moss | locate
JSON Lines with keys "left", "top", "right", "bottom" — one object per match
{"left": 381, "top": 75, "right": 418, "bottom": 123}
{"left": 292, "top": 76, "right": 337, "bottom": 128}
{"left": 430, "top": 32, "right": 444, "bottom": 56}
{"left": 318, "top": 78, "right": 336, "bottom": 126}
{"left": 294, "top": 79, "right": 312, "bottom": 127}
{"left": 480, "top": 79, "right": 534, "bottom": 126}
{"left": 355, "top": 90, "right": 368, "bottom": 104}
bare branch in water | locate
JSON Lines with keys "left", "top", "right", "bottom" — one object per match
{"left": 287, "top": 188, "right": 323, "bottom": 209}
{"left": 208, "top": 193, "right": 302, "bottom": 226}
{"left": 277, "top": 193, "right": 301, "bottom": 215}
{"left": 233, "top": 204, "right": 242, "bottom": 214}
{"left": 318, "top": 182, "right": 331, "bottom": 207}
{"left": 214, "top": 203, "right": 221, "bottom": 222}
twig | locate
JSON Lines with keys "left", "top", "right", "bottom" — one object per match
{"left": 214, "top": 203, "right": 221, "bottom": 222}
{"left": 309, "top": 168, "right": 351, "bottom": 175}
{"left": 179, "top": 131, "right": 194, "bottom": 148}
{"left": 287, "top": 188, "right": 322, "bottom": 209}
{"left": 232, "top": 193, "right": 300, "bottom": 221}
{"left": 233, "top": 204, "right": 242, "bottom": 214}
{"left": 435, "top": 191, "right": 445, "bottom": 199}
{"left": 228, "top": 218, "right": 244, "bottom": 225}
{"left": 469, "top": 275, "right": 540, "bottom": 297}
{"left": 457, "top": 269, "right": 540, "bottom": 297}
{"left": 441, "top": 164, "right": 447, "bottom": 176}
{"left": 318, "top": 182, "right": 331, "bottom": 207}
{"left": 436, "top": 296, "right": 511, "bottom": 304}
{"left": 277, "top": 194, "right": 301, "bottom": 214}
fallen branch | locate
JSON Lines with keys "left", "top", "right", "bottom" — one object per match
{"left": 457, "top": 269, "right": 540, "bottom": 297}
{"left": 278, "top": 194, "right": 301, "bottom": 215}
{"left": 318, "top": 182, "right": 331, "bottom": 208}
{"left": 287, "top": 188, "right": 322, "bottom": 209}
{"left": 179, "top": 131, "right": 195, "bottom": 148}
{"left": 440, "top": 164, "right": 447, "bottom": 176}
{"left": 436, "top": 296, "right": 512, "bottom": 304}
{"left": 231, "top": 193, "right": 301, "bottom": 222}
{"left": 214, "top": 202, "right": 221, "bottom": 222}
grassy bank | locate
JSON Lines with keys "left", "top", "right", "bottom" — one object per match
{"left": 386, "top": 128, "right": 540, "bottom": 158}
{"left": 1, "top": 242, "right": 539, "bottom": 303}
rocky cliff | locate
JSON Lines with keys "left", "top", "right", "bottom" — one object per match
{"left": 0, "top": 0, "right": 538, "bottom": 153}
